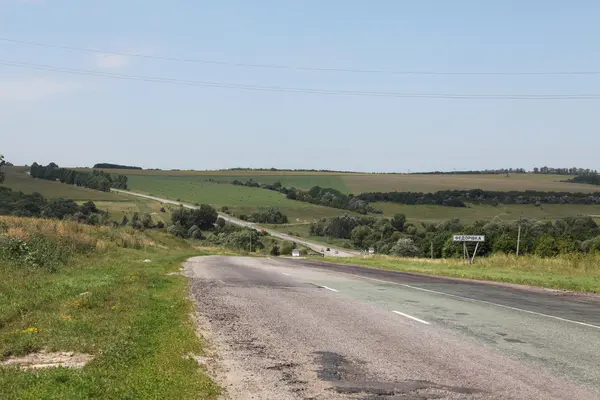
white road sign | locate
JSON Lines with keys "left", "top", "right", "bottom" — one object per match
{"left": 453, "top": 235, "right": 485, "bottom": 242}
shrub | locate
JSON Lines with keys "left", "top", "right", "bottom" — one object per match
{"left": 389, "top": 238, "right": 420, "bottom": 257}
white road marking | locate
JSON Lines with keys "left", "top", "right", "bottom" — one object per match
{"left": 393, "top": 310, "right": 430, "bottom": 325}
{"left": 281, "top": 272, "right": 291, "bottom": 276}
{"left": 357, "top": 276, "right": 600, "bottom": 330}
{"left": 321, "top": 286, "right": 339, "bottom": 293}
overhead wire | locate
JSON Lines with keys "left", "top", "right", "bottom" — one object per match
{"left": 1, "top": 36, "right": 599, "bottom": 76}
{"left": 2, "top": 59, "right": 599, "bottom": 100}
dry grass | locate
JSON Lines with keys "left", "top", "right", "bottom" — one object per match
{"left": 0, "top": 216, "right": 155, "bottom": 252}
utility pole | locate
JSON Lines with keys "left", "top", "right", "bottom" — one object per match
{"left": 516, "top": 214, "right": 522, "bottom": 256}
{"left": 430, "top": 241, "right": 433, "bottom": 259}
{"left": 516, "top": 223, "right": 521, "bottom": 256}
{"left": 249, "top": 233, "right": 252, "bottom": 253}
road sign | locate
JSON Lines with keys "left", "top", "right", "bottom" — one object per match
{"left": 452, "top": 234, "right": 485, "bottom": 264}
{"left": 453, "top": 235, "right": 485, "bottom": 242}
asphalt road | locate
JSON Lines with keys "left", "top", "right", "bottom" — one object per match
{"left": 186, "top": 256, "right": 600, "bottom": 400}
{"left": 111, "top": 188, "right": 357, "bottom": 257}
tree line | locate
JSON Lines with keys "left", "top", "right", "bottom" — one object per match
{"left": 567, "top": 175, "right": 600, "bottom": 186}
{"left": 30, "top": 162, "right": 128, "bottom": 191}
{"left": 356, "top": 189, "right": 600, "bottom": 207}
{"left": 310, "top": 213, "right": 600, "bottom": 258}
{"left": 93, "top": 163, "right": 142, "bottom": 170}
{"left": 225, "top": 178, "right": 600, "bottom": 213}
{"left": 534, "top": 167, "right": 598, "bottom": 176}
{"left": 0, "top": 187, "right": 108, "bottom": 225}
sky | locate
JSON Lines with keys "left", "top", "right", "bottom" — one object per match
{"left": 1, "top": 0, "right": 599, "bottom": 172}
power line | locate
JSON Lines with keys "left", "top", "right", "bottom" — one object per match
{"left": 1, "top": 36, "right": 599, "bottom": 76}
{"left": 2, "top": 59, "right": 599, "bottom": 100}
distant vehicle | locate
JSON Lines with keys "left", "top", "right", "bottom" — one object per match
{"left": 334, "top": 250, "right": 338, "bottom": 254}
{"left": 292, "top": 249, "right": 301, "bottom": 257}
{"left": 326, "top": 247, "right": 330, "bottom": 251}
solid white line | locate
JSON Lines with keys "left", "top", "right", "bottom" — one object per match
{"left": 392, "top": 310, "right": 430, "bottom": 325}
{"left": 281, "top": 272, "right": 291, "bottom": 276}
{"left": 358, "top": 276, "right": 600, "bottom": 330}
{"left": 321, "top": 286, "right": 339, "bottom": 293}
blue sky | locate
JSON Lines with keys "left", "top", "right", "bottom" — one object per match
{"left": 1, "top": 0, "right": 599, "bottom": 172}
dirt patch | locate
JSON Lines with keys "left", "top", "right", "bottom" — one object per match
{"left": 1, "top": 351, "right": 94, "bottom": 370}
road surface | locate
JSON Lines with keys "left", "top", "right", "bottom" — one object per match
{"left": 111, "top": 188, "right": 357, "bottom": 257}
{"left": 186, "top": 256, "right": 600, "bottom": 400}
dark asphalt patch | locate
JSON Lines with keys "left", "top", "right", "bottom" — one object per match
{"left": 314, "top": 351, "right": 482, "bottom": 399}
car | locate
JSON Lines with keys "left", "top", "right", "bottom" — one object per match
{"left": 326, "top": 247, "right": 330, "bottom": 251}
{"left": 334, "top": 250, "right": 338, "bottom": 254}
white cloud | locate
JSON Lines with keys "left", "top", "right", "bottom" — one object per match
{"left": 94, "top": 53, "right": 132, "bottom": 69}
{"left": 0, "top": 77, "right": 88, "bottom": 103}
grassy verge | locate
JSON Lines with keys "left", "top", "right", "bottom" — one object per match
{"left": 316, "top": 253, "right": 600, "bottom": 293}
{"left": 0, "top": 216, "right": 230, "bottom": 399}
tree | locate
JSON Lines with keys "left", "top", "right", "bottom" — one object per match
{"left": 140, "top": 213, "right": 153, "bottom": 229}
{"left": 0, "top": 154, "right": 5, "bottom": 184}
{"left": 269, "top": 242, "right": 281, "bottom": 256}
{"left": 391, "top": 213, "right": 407, "bottom": 232}
{"left": 41, "top": 198, "right": 79, "bottom": 219}
{"left": 535, "top": 235, "right": 559, "bottom": 257}
{"left": 350, "top": 225, "right": 373, "bottom": 249}
{"left": 187, "top": 225, "right": 204, "bottom": 239}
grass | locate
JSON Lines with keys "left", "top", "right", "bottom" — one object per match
{"left": 318, "top": 253, "right": 600, "bottom": 293}
{"left": 1, "top": 167, "right": 125, "bottom": 201}
{"left": 125, "top": 175, "right": 351, "bottom": 222}
{"left": 0, "top": 216, "right": 227, "bottom": 399}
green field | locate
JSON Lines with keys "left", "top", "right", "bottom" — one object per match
{"left": 1, "top": 167, "right": 125, "bottom": 201}
{"left": 373, "top": 202, "right": 600, "bottom": 224}
{"left": 6, "top": 166, "right": 600, "bottom": 224}
{"left": 125, "top": 175, "right": 352, "bottom": 222}
{"left": 87, "top": 168, "right": 600, "bottom": 194}
{"left": 1, "top": 167, "right": 173, "bottom": 223}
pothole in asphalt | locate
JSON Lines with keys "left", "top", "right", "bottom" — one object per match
{"left": 313, "top": 351, "right": 482, "bottom": 398}
{"left": 1, "top": 351, "right": 94, "bottom": 370}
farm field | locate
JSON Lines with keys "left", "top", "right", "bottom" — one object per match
{"left": 125, "top": 175, "right": 353, "bottom": 222}
{"left": 373, "top": 202, "right": 600, "bottom": 224}
{"left": 86, "top": 168, "right": 600, "bottom": 194}
{"left": 1, "top": 167, "right": 125, "bottom": 201}
{"left": 0, "top": 167, "right": 168, "bottom": 223}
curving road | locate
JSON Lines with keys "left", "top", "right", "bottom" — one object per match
{"left": 110, "top": 188, "right": 358, "bottom": 257}
{"left": 186, "top": 256, "right": 600, "bottom": 400}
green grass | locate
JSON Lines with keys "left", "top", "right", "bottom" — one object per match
{"left": 0, "top": 217, "right": 226, "bottom": 399}
{"left": 317, "top": 253, "right": 600, "bottom": 293}
{"left": 84, "top": 168, "right": 600, "bottom": 194}
{"left": 126, "top": 175, "right": 351, "bottom": 222}
{"left": 373, "top": 202, "right": 600, "bottom": 223}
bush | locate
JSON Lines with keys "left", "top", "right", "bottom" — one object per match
{"left": 280, "top": 241, "right": 295, "bottom": 255}
{"left": 269, "top": 243, "right": 280, "bottom": 256}
{"left": 535, "top": 235, "right": 559, "bottom": 258}
{"left": 389, "top": 238, "right": 420, "bottom": 257}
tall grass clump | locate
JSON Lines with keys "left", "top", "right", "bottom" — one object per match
{"left": 0, "top": 216, "right": 155, "bottom": 271}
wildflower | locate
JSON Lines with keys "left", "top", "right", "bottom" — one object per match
{"left": 60, "top": 314, "right": 73, "bottom": 321}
